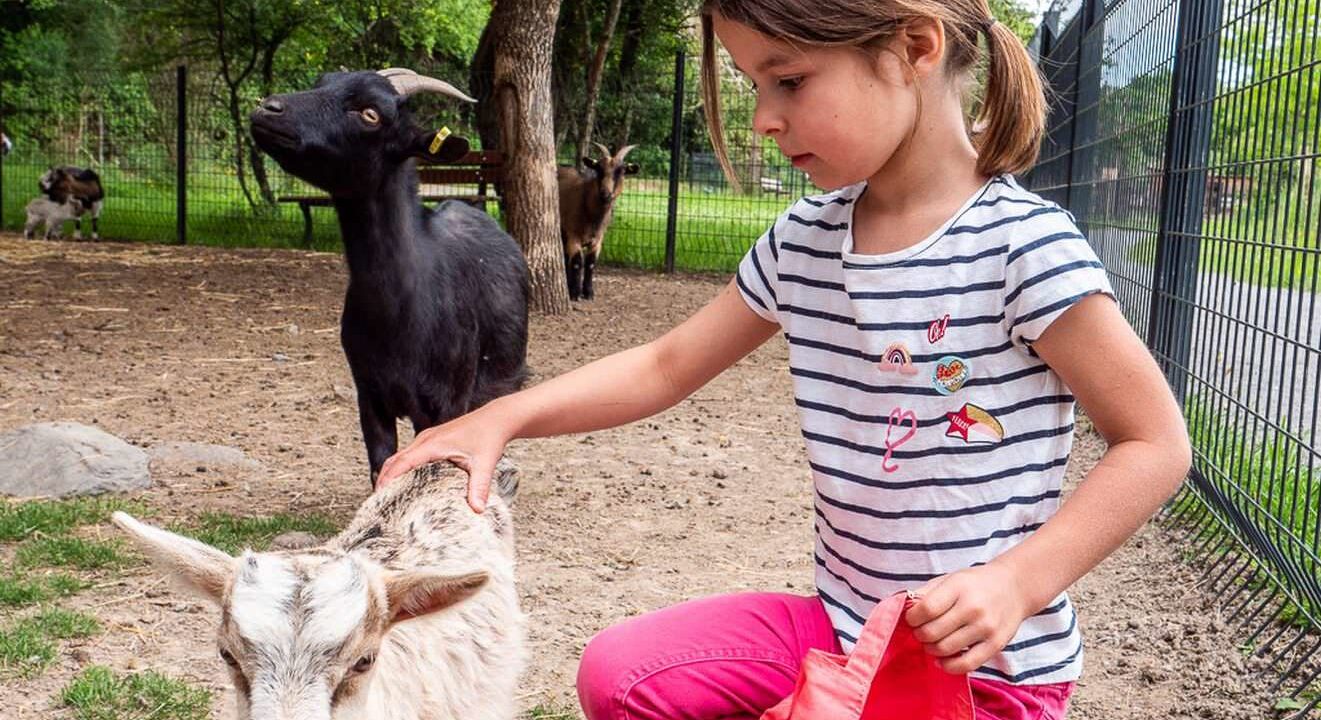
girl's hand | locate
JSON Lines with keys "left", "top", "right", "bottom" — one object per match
{"left": 903, "top": 562, "right": 1033, "bottom": 674}
{"left": 375, "top": 410, "right": 513, "bottom": 513}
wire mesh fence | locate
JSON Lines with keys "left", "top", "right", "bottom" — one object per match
{"left": 1027, "top": 0, "right": 1321, "bottom": 712}
{"left": 0, "top": 53, "right": 809, "bottom": 270}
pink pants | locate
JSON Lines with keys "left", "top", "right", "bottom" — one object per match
{"left": 577, "top": 592, "right": 1073, "bottom": 720}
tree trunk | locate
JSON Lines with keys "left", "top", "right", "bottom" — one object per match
{"left": 574, "top": 0, "right": 623, "bottom": 159}
{"left": 488, "top": 0, "right": 568, "bottom": 315}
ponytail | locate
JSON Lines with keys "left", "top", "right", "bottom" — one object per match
{"left": 700, "top": 13, "right": 743, "bottom": 192}
{"left": 973, "top": 20, "right": 1048, "bottom": 177}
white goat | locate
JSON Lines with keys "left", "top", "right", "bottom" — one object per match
{"left": 113, "top": 463, "right": 525, "bottom": 720}
{"left": 23, "top": 196, "right": 82, "bottom": 239}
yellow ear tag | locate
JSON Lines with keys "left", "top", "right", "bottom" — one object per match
{"left": 429, "top": 126, "right": 452, "bottom": 155}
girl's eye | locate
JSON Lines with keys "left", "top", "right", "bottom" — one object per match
{"left": 360, "top": 108, "right": 381, "bottom": 125}
{"left": 777, "top": 76, "right": 804, "bottom": 90}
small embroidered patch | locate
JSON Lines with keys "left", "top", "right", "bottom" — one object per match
{"left": 932, "top": 355, "right": 971, "bottom": 395}
{"left": 429, "top": 126, "right": 452, "bottom": 154}
{"left": 882, "top": 407, "right": 918, "bottom": 473}
{"left": 927, "top": 314, "right": 950, "bottom": 344}
{"left": 945, "top": 403, "right": 1004, "bottom": 444}
{"left": 877, "top": 342, "right": 920, "bottom": 375}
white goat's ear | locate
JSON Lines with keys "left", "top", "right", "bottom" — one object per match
{"left": 112, "top": 512, "right": 235, "bottom": 604}
{"left": 383, "top": 569, "right": 488, "bottom": 623}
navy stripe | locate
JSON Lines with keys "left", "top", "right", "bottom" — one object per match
{"left": 778, "top": 307, "right": 1004, "bottom": 332}
{"left": 848, "top": 279, "right": 1006, "bottom": 300}
{"left": 786, "top": 334, "right": 1015, "bottom": 365}
{"left": 781, "top": 241, "right": 842, "bottom": 260}
{"left": 808, "top": 455, "right": 1071, "bottom": 490}
{"left": 948, "top": 206, "right": 1068, "bottom": 235}
{"left": 735, "top": 273, "right": 770, "bottom": 313}
{"left": 976, "top": 641, "right": 1083, "bottom": 683}
{"left": 817, "top": 510, "right": 1042, "bottom": 552}
{"left": 749, "top": 241, "right": 776, "bottom": 303}
{"left": 972, "top": 195, "right": 1050, "bottom": 210}
{"left": 843, "top": 243, "right": 1007, "bottom": 270}
{"left": 1004, "top": 259, "right": 1104, "bottom": 305}
{"left": 795, "top": 394, "right": 1074, "bottom": 428}
{"left": 802, "top": 423, "right": 1075, "bottom": 460}
{"left": 815, "top": 554, "right": 883, "bottom": 604}
{"left": 1002, "top": 613, "right": 1077, "bottom": 653}
{"left": 818, "top": 537, "right": 941, "bottom": 582}
{"left": 779, "top": 272, "right": 848, "bottom": 292}
{"left": 1012, "top": 290, "right": 1100, "bottom": 329}
{"left": 1006, "top": 231, "right": 1085, "bottom": 264}
{"left": 818, "top": 587, "right": 870, "bottom": 625}
{"left": 816, "top": 488, "right": 1062, "bottom": 520}
{"left": 789, "top": 364, "right": 1048, "bottom": 397}
{"left": 801, "top": 195, "right": 855, "bottom": 207}
{"left": 768, "top": 223, "right": 779, "bottom": 261}
{"left": 787, "top": 212, "right": 849, "bottom": 232}
{"left": 1037, "top": 597, "right": 1068, "bottom": 616}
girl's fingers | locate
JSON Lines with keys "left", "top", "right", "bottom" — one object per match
{"left": 923, "top": 622, "right": 985, "bottom": 658}
{"left": 938, "top": 640, "right": 997, "bottom": 675}
{"left": 466, "top": 468, "right": 492, "bottom": 513}
{"left": 905, "top": 577, "right": 959, "bottom": 629}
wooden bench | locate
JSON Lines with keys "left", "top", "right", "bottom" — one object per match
{"left": 278, "top": 150, "right": 505, "bottom": 245}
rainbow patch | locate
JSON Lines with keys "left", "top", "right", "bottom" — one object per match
{"left": 877, "top": 342, "right": 919, "bottom": 375}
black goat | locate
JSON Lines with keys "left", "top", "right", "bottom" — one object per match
{"left": 558, "top": 143, "right": 637, "bottom": 300}
{"left": 39, "top": 166, "right": 104, "bottom": 239}
{"left": 250, "top": 68, "right": 529, "bottom": 486}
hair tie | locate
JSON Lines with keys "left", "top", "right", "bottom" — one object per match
{"left": 981, "top": 17, "right": 997, "bottom": 33}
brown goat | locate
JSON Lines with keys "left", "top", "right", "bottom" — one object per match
{"left": 558, "top": 143, "right": 638, "bottom": 300}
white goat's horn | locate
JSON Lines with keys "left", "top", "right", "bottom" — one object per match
{"left": 614, "top": 144, "right": 638, "bottom": 161}
{"left": 592, "top": 142, "right": 611, "bottom": 159}
{"left": 378, "top": 68, "right": 476, "bottom": 103}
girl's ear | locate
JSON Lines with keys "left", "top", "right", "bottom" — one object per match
{"left": 897, "top": 17, "right": 947, "bottom": 78}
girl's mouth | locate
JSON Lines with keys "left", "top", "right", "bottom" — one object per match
{"left": 791, "top": 153, "right": 814, "bottom": 168}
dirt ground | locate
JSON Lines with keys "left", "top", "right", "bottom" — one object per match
{"left": 0, "top": 233, "right": 1284, "bottom": 718}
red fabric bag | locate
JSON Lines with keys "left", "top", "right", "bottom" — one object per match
{"left": 761, "top": 592, "right": 975, "bottom": 720}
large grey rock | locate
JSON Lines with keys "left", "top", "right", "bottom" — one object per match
{"left": 0, "top": 422, "right": 150, "bottom": 497}
{"left": 147, "top": 441, "right": 262, "bottom": 472}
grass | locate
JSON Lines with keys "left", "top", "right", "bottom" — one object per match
{"left": 0, "top": 572, "right": 87, "bottom": 607}
{"left": 61, "top": 665, "right": 212, "bottom": 720}
{"left": 0, "top": 608, "right": 101, "bottom": 677}
{"left": 523, "top": 705, "right": 580, "bottom": 720}
{"left": 175, "top": 511, "right": 339, "bottom": 554}
{"left": 0, "top": 497, "right": 142, "bottom": 543}
{"left": 15, "top": 537, "right": 131, "bottom": 571}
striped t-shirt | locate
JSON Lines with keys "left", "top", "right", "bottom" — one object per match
{"left": 735, "top": 174, "right": 1113, "bottom": 685}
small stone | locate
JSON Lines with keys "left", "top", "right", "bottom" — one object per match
{"left": 711, "top": 469, "right": 728, "bottom": 480}
{"left": 273, "top": 352, "right": 290, "bottom": 362}
{"left": 70, "top": 648, "right": 92, "bottom": 664}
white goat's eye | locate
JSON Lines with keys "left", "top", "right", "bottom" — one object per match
{"left": 219, "top": 649, "right": 239, "bottom": 668}
{"left": 351, "top": 655, "right": 376, "bottom": 674}
{"left": 361, "top": 108, "right": 381, "bottom": 125}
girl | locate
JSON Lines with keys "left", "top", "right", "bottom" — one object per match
{"left": 377, "top": 1, "right": 1192, "bottom": 718}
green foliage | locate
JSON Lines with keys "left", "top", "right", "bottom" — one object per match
{"left": 61, "top": 665, "right": 213, "bottom": 720}
{"left": 15, "top": 537, "right": 131, "bottom": 571}
{"left": 0, "top": 497, "right": 140, "bottom": 543}
{"left": 0, "top": 572, "right": 88, "bottom": 607}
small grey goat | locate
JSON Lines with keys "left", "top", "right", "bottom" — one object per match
{"left": 23, "top": 196, "right": 82, "bottom": 239}
{"left": 113, "top": 463, "right": 525, "bottom": 720}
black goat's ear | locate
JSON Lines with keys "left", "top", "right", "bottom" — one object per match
{"left": 624, "top": 162, "right": 639, "bottom": 175}
{"left": 412, "top": 127, "right": 470, "bottom": 164}
{"left": 581, "top": 157, "right": 599, "bottom": 171}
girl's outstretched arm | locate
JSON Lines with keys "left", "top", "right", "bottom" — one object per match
{"left": 375, "top": 280, "right": 779, "bottom": 510}
{"left": 906, "top": 293, "right": 1192, "bottom": 673}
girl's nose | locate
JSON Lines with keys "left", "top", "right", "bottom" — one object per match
{"left": 752, "top": 98, "right": 785, "bottom": 136}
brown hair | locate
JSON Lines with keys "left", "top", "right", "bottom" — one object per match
{"left": 699, "top": 0, "right": 1047, "bottom": 185}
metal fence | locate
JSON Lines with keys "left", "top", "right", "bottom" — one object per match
{"left": 1027, "top": 0, "right": 1321, "bottom": 712}
{"left": 0, "top": 54, "right": 808, "bottom": 272}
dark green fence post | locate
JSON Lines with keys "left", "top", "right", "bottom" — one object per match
{"left": 1148, "top": 0, "right": 1222, "bottom": 404}
{"left": 176, "top": 64, "right": 187, "bottom": 245}
{"left": 664, "top": 50, "right": 685, "bottom": 274}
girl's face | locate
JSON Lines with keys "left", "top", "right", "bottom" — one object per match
{"left": 712, "top": 14, "right": 919, "bottom": 191}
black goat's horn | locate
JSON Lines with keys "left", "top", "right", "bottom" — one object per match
{"left": 378, "top": 68, "right": 476, "bottom": 103}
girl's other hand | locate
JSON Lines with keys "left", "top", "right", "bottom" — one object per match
{"left": 903, "top": 562, "right": 1033, "bottom": 674}
{"left": 375, "top": 410, "right": 513, "bottom": 513}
